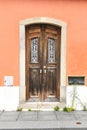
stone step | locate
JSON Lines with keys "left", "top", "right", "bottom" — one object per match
{"left": 19, "top": 102, "right": 65, "bottom": 111}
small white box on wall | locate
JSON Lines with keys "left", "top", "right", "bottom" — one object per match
{"left": 4, "top": 76, "right": 14, "bottom": 86}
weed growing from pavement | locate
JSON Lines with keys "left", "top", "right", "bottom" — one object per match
{"left": 63, "top": 106, "right": 74, "bottom": 112}
{"left": 54, "top": 106, "right": 60, "bottom": 111}
{"left": 17, "top": 108, "right": 23, "bottom": 111}
{"left": 28, "top": 108, "right": 31, "bottom": 111}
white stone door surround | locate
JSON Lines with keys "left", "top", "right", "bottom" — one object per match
{"left": 19, "top": 17, "right": 67, "bottom": 104}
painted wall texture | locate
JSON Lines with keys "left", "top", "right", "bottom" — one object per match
{"left": 0, "top": 0, "right": 87, "bottom": 86}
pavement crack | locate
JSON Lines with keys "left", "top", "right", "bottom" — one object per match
{"left": 16, "top": 112, "right": 21, "bottom": 121}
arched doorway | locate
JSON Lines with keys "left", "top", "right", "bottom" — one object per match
{"left": 20, "top": 17, "right": 67, "bottom": 103}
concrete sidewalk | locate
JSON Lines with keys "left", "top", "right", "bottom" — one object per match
{"left": 0, "top": 111, "right": 87, "bottom": 129}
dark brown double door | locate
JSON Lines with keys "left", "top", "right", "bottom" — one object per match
{"left": 26, "top": 24, "right": 61, "bottom": 101}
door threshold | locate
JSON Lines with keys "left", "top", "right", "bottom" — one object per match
{"left": 27, "top": 97, "right": 59, "bottom": 102}
{"left": 26, "top": 102, "right": 60, "bottom": 104}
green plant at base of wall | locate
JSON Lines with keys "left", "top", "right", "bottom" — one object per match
{"left": 54, "top": 106, "right": 60, "bottom": 111}
{"left": 83, "top": 106, "right": 87, "bottom": 111}
{"left": 28, "top": 108, "right": 31, "bottom": 111}
{"left": 17, "top": 108, "right": 23, "bottom": 111}
{"left": 63, "top": 106, "right": 74, "bottom": 112}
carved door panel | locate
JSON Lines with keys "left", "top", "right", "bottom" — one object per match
{"left": 26, "top": 24, "right": 61, "bottom": 101}
{"left": 26, "top": 25, "right": 42, "bottom": 99}
{"left": 43, "top": 25, "right": 61, "bottom": 100}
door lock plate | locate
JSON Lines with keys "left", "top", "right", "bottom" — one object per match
{"left": 40, "top": 69, "right": 42, "bottom": 73}
{"left": 44, "top": 69, "right": 46, "bottom": 73}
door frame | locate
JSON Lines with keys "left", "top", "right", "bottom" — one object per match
{"left": 19, "top": 17, "right": 67, "bottom": 103}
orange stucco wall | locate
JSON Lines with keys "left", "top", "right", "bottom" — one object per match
{"left": 0, "top": 0, "right": 87, "bottom": 86}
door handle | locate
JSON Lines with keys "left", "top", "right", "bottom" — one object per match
{"left": 43, "top": 66, "right": 46, "bottom": 69}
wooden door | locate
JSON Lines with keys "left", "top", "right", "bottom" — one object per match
{"left": 26, "top": 24, "right": 61, "bottom": 101}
